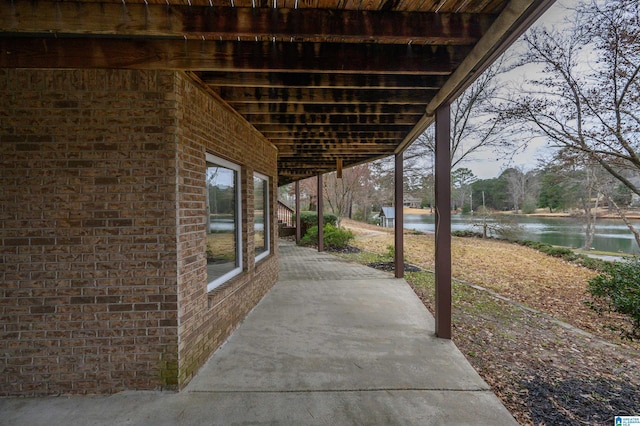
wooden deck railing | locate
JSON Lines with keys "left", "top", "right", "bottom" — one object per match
{"left": 277, "top": 200, "right": 295, "bottom": 228}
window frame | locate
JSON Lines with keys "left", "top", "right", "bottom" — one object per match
{"left": 205, "top": 153, "right": 243, "bottom": 292}
{"left": 253, "top": 172, "right": 270, "bottom": 262}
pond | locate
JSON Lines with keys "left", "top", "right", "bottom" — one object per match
{"left": 404, "top": 214, "right": 640, "bottom": 255}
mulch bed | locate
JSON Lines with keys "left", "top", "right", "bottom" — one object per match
{"left": 366, "top": 261, "right": 422, "bottom": 273}
{"left": 327, "top": 245, "right": 363, "bottom": 254}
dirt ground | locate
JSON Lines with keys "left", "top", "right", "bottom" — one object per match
{"left": 339, "top": 218, "right": 640, "bottom": 425}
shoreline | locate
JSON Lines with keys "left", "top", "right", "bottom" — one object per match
{"left": 402, "top": 207, "right": 640, "bottom": 220}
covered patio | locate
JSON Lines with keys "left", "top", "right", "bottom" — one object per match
{"left": 0, "top": 241, "right": 517, "bottom": 424}
{"left": 1, "top": 0, "right": 556, "bottom": 396}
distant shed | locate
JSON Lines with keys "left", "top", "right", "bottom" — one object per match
{"left": 379, "top": 207, "right": 395, "bottom": 228}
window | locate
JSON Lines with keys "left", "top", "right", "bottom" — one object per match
{"left": 254, "top": 173, "right": 270, "bottom": 261}
{"left": 205, "top": 154, "right": 242, "bottom": 291}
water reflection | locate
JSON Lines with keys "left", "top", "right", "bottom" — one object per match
{"left": 404, "top": 214, "right": 640, "bottom": 254}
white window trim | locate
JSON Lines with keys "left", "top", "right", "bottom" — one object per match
{"left": 206, "top": 153, "right": 243, "bottom": 292}
{"left": 254, "top": 172, "right": 270, "bottom": 263}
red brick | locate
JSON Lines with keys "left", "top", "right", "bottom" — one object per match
{"left": 1, "top": 69, "right": 278, "bottom": 396}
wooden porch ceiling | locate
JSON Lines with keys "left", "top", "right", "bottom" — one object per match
{"left": 0, "top": 0, "right": 555, "bottom": 185}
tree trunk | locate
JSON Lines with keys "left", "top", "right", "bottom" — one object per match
{"left": 606, "top": 194, "right": 640, "bottom": 250}
{"left": 582, "top": 197, "right": 594, "bottom": 250}
{"left": 582, "top": 168, "right": 596, "bottom": 250}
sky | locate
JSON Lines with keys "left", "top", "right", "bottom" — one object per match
{"left": 460, "top": 0, "right": 577, "bottom": 180}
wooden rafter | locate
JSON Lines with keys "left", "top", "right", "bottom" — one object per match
{"left": 275, "top": 141, "right": 397, "bottom": 147}
{"left": 1, "top": 2, "right": 495, "bottom": 45}
{"left": 264, "top": 131, "right": 407, "bottom": 139}
{"left": 244, "top": 113, "right": 424, "bottom": 125}
{"left": 0, "top": 37, "right": 469, "bottom": 73}
{"left": 198, "top": 72, "right": 449, "bottom": 89}
{"left": 216, "top": 87, "right": 437, "bottom": 104}
{"left": 256, "top": 124, "right": 414, "bottom": 133}
{"left": 230, "top": 103, "right": 427, "bottom": 115}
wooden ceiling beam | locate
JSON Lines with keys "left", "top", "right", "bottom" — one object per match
{"left": 0, "top": 37, "right": 468, "bottom": 73}
{"left": 279, "top": 154, "right": 392, "bottom": 161}
{"left": 199, "top": 72, "right": 448, "bottom": 89}
{"left": 278, "top": 162, "right": 383, "bottom": 171}
{"left": 278, "top": 148, "right": 395, "bottom": 155}
{"left": 257, "top": 124, "right": 414, "bottom": 133}
{"left": 271, "top": 139, "right": 397, "bottom": 146}
{"left": 266, "top": 131, "right": 406, "bottom": 140}
{"left": 233, "top": 103, "right": 426, "bottom": 115}
{"left": 216, "top": 87, "right": 434, "bottom": 104}
{"left": 245, "top": 113, "right": 423, "bottom": 125}
{"left": 278, "top": 161, "right": 368, "bottom": 168}
{"left": 1, "top": 2, "right": 495, "bottom": 45}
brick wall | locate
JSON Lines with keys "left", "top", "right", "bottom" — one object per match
{"left": 0, "top": 69, "right": 180, "bottom": 395}
{"left": 0, "top": 69, "right": 279, "bottom": 395}
{"left": 174, "top": 73, "right": 279, "bottom": 387}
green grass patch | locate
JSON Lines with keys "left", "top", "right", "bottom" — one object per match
{"left": 332, "top": 248, "right": 388, "bottom": 265}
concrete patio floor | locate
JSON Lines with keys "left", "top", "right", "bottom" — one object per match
{"left": 0, "top": 241, "right": 517, "bottom": 425}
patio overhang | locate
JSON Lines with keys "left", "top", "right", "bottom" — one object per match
{"left": 1, "top": 0, "right": 555, "bottom": 186}
{"left": 1, "top": 0, "right": 556, "bottom": 340}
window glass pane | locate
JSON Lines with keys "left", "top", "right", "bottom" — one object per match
{"left": 206, "top": 162, "right": 239, "bottom": 284}
{"left": 254, "top": 175, "right": 269, "bottom": 258}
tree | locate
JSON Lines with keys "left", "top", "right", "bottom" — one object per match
{"left": 451, "top": 168, "right": 477, "bottom": 211}
{"left": 502, "top": 0, "right": 640, "bottom": 247}
{"left": 471, "top": 177, "right": 510, "bottom": 211}
{"left": 296, "top": 177, "right": 318, "bottom": 211}
{"left": 538, "top": 171, "right": 566, "bottom": 213}
{"left": 502, "top": 166, "right": 541, "bottom": 213}
{"left": 323, "top": 164, "right": 373, "bottom": 226}
{"left": 367, "top": 58, "right": 510, "bottom": 212}
{"left": 409, "top": 58, "right": 509, "bottom": 169}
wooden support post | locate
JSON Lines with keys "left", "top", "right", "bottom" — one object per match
{"left": 435, "top": 103, "right": 452, "bottom": 339}
{"left": 295, "top": 180, "right": 302, "bottom": 244}
{"left": 336, "top": 158, "right": 343, "bottom": 179}
{"left": 317, "top": 174, "right": 324, "bottom": 252}
{"left": 394, "top": 152, "right": 404, "bottom": 279}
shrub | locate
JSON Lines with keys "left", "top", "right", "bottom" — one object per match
{"left": 293, "top": 212, "right": 338, "bottom": 236}
{"left": 385, "top": 244, "right": 395, "bottom": 259}
{"left": 515, "top": 240, "right": 577, "bottom": 260}
{"left": 574, "top": 255, "right": 608, "bottom": 271}
{"left": 517, "top": 240, "right": 549, "bottom": 250}
{"left": 452, "top": 230, "right": 484, "bottom": 238}
{"left": 294, "top": 211, "right": 337, "bottom": 226}
{"left": 587, "top": 258, "right": 640, "bottom": 340}
{"left": 540, "top": 246, "right": 576, "bottom": 259}
{"left": 299, "top": 224, "right": 354, "bottom": 250}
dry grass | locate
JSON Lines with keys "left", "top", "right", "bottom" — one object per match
{"left": 342, "top": 218, "right": 632, "bottom": 344}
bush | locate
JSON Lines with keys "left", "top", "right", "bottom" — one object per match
{"left": 293, "top": 211, "right": 338, "bottom": 236}
{"left": 515, "top": 240, "right": 576, "bottom": 260}
{"left": 540, "top": 246, "right": 576, "bottom": 259}
{"left": 574, "top": 255, "right": 608, "bottom": 271}
{"left": 452, "top": 230, "right": 484, "bottom": 238}
{"left": 587, "top": 258, "right": 640, "bottom": 340}
{"left": 294, "top": 211, "right": 337, "bottom": 226}
{"left": 299, "top": 224, "right": 354, "bottom": 250}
